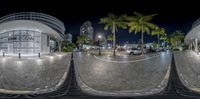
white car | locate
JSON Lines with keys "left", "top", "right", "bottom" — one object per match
{"left": 127, "top": 48, "right": 146, "bottom": 55}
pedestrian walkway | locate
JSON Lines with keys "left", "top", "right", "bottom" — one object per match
{"left": 0, "top": 52, "right": 71, "bottom": 94}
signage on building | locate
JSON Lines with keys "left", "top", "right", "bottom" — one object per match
{"left": 8, "top": 35, "right": 35, "bottom": 41}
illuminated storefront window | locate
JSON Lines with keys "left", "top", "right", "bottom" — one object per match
{"left": 50, "top": 39, "right": 57, "bottom": 52}
{"left": 0, "top": 30, "right": 41, "bottom": 54}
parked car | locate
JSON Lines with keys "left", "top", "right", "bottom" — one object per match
{"left": 149, "top": 47, "right": 166, "bottom": 52}
{"left": 126, "top": 48, "right": 146, "bottom": 55}
{"left": 117, "top": 48, "right": 125, "bottom": 51}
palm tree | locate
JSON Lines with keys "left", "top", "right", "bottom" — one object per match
{"left": 126, "top": 12, "right": 158, "bottom": 55}
{"left": 169, "top": 30, "right": 185, "bottom": 48}
{"left": 151, "top": 27, "right": 165, "bottom": 45}
{"left": 62, "top": 41, "right": 76, "bottom": 52}
{"left": 86, "top": 40, "right": 95, "bottom": 46}
{"left": 107, "top": 34, "right": 113, "bottom": 47}
{"left": 99, "top": 13, "right": 127, "bottom": 56}
{"left": 160, "top": 32, "right": 169, "bottom": 47}
{"left": 76, "top": 35, "right": 88, "bottom": 50}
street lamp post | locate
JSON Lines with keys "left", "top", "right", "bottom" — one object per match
{"left": 98, "top": 35, "right": 102, "bottom": 55}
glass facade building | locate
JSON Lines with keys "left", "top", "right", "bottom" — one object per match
{"left": 0, "top": 30, "right": 41, "bottom": 54}
{"left": 0, "top": 12, "right": 65, "bottom": 55}
{"left": 185, "top": 18, "right": 200, "bottom": 52}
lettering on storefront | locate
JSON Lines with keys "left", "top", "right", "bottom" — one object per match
{"left": 21, "top": 36, "right": 34, "bottom": 41}
{"left": 8, "top": 37, "right": 17, "bottom": 41}
{"left": 8, "top": 36, "right": 35, "bottom": 41}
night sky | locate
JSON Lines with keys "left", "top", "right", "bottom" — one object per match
{"left": 0, "top": 0, "right": 199, "bottom": 45}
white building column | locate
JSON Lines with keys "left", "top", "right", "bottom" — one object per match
{"left": 188, "top": 44, "right": 191, "bottom": 50}
{"left": 190, "top": 43, "right": 193, "bottom": 50}
{"left": 193, "top": 41, "right": 195, "bottom": 51}
{"left": 58, "top": 40, "right": 62, "bottom": 52}
{"left": 195, "top": 38, "right": 199, "bottom": 52}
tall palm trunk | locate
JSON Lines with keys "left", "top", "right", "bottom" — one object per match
{"left": 113, "top": 24, "right": 116, "bottom": 56}
{"left": 141, "top": 32, "right": 144, "bottom": 55}
{"left": 163, "top": 41, "right": 165, "bottom": 47}
{"left": 157, "top": 34, "right": 160, "bottom": 45}
{"left": 141, "top": 21, "right": 144, "bottom": 55}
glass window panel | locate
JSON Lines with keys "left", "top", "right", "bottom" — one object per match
{"left": 13, "top": 49, "right": 20, "bottom": 53}
{"left": 28, "top": 49, "right": 33, "bottom": 54}
{"left": 34, "top": 43, "right": 40, "bottom": 47}
{"left": 20, "top": 42, "right": 27, "bottom": 47}
{"left": 28, "top": 31, "right": 33, "bottom": 36}
{"left": 14, "top": 42, "right": 20, "bottom": 47}
{"left": 21, "top": 49, "right": 28, "bottom": 54}
{"left": 9, "top": 32, "right": 13, "bottom": 36}
{"left": 14, "top": 31, "right": 20, "bottom": 35}
{"left": 21, "top": 35, "right": 27, "bottom": 41}
{"left": 28, "top": 42, "right": 34, "bottom": 47}
{"left": 21, "top": 30, "right": 27, "bottom": 35}
{"left": 0, "top": 30, "right": 41, "bottom": 54}
{"left": 34, "top": 49, "right": 40, "bottom": 53}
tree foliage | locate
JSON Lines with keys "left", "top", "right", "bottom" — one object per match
{"left": 76, "top": 35, "right": 88, "bottom": 49}
{"left": 107, "top": 34, "right": 113, "bottom": 41}
{"left": 126, "top": 12, "right": 158, "bottom": 54}
{"left": 169, "top": 30, "right": 185, "bottom": 48}
{"left": 151, "top": 27, "right": 166, "bottom": 45}
{"left": 100, "top": 13, "right": 127, "bottom": 56}
{"left": 100, "top": 13, "right": 127, "bottom": 33}
{"left": 126, "top": 12, "right": 158, "bottom": 34}
{"left": 62, "top": 41, "right": 76, "bottom": 52}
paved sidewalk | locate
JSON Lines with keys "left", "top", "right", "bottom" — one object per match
{"left": 174, "top": 51, "right": 200, "bottom": 92}
{"left": 0, "top": 52, "right": 71, "bottom": 94}
{"left": 74, "top": 51, "right": 172, "bottom": 96}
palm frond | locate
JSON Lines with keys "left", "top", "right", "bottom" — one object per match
{"left": 125, "top": 16, "right": 137, "bottom": 21}
{"left": 143, "top": 14, "right": 157, "bottom": 21}
{"left": 134, "top": 12, "right": 144, "bottom": 17}
{"left": 143, "top": 27, "right": 150, "bottom": 34}
{"left": 117, "top": 22, "right": 127, "bottom": 29}
{"left": 144, "top": 22, "right": 158, "bottom": 29}
{"left": 151, "top": 27, "right": 165, "bottom": 35}
{"left": 104, "top": 24, "right": 111, "bottom": 30}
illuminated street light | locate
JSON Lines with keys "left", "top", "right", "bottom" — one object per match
{"left": 98, "top": 35, "right": 102, "bottom": 39}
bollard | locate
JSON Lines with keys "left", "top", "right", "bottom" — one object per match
{"left": 38, "top": 53, "right": 40, "bottom": 58}
{"left": 3, "top": 52, "right": 5, "bottom": 57}
{"left": 18, "top": 53, "right": 21, "bottom": 59}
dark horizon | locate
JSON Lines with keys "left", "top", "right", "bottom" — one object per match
{"left": 0, "top": 0, "right": 199, "bottom": 44}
